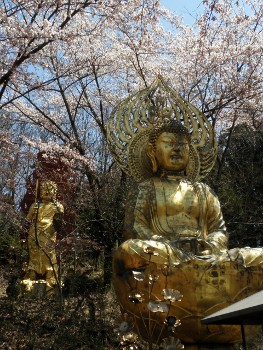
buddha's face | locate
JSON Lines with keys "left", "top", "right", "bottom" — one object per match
{"left": 154, "top": 132, "right": 190, "bottom": 172}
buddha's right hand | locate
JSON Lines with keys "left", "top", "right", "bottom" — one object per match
{"left": 197, "top": 239, "right": 214, "bottom": 256}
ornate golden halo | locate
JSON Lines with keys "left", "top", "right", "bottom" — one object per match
{"left": 107, "top": 77, "right": 217, "bottom": 182}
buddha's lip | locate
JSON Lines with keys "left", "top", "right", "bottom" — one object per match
{"left": 170, "top": 155, "right": 182, "bottom": 159}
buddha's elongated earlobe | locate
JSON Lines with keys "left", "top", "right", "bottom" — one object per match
{"left": 146, "top": 143, "right": 158, "bottom": 173}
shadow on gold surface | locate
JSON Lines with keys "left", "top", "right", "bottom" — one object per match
{"left": 113, "top": 250, "right": 262, "bottom": 344}
{"left": 108, "top": 77, "right": 263, "bottom": 347}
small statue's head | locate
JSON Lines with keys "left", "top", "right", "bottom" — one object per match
{"left": 146, "top": 120, "right": 190, "bottom": 175}
{"left": 40, "top": 181, "right": 57, "bottom": 200}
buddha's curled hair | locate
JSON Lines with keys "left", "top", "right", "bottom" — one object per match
{"left": 148, "top": 120, "right": 191, "bottom": 149}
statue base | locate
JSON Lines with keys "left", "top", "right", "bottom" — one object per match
{"left": 113, "top": 243, "right": 263, "bottom": 345}
{"left": 20, "top": 279, "right": 57, "bottom": 298}
{"left": 183, "top": 345, "right": 236, "bottom": 350}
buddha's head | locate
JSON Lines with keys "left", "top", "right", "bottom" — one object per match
{"left": 40, "top": 181, "right": 57, "bottom": 201}
{"left": 147, "top": 120, "right": 190, "bottom": 175}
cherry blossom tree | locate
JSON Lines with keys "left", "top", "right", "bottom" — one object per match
{"left": 0, "top": 0, "right": 262, "bottom": 254}
{"left": 0, "top": 0, "right": 166, "bottom": 171}
{"left": 0, "top": 0, "right": 172, "bottom": 265}
{"left": 164, "top": 0, "right": 262, "bottom": 181}
{"left": 0, "top": 2, "right": 262, "bottom": 345}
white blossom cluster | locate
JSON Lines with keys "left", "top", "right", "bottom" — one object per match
{"left": 0, "top": 0, "right": 262, "bottom": 206}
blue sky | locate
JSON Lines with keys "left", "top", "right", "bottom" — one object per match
{"left": 160, "top": 0, "right": 204, "bottom": 24}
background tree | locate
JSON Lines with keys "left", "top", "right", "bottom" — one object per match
{"left": 0, "top": 0, "right": 262, "bottom": 267}
{"left": 0, "top": 0, "right": 261, "bottom": 262}
{"left": 0, "top": 0, "right": 262, "bottom": 348}
{"left": 214, "top": 124, "right": 263, "bottom": 247}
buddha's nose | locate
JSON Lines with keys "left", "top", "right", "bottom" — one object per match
{"left": 171, "top": 143, "right": 181, "bottom": 151}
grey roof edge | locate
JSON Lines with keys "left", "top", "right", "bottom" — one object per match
{"left": 201, "top": 290, "right": 263, "bottom": 324}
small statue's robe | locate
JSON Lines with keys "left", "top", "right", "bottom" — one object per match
{"left": 27, "top": 201, "right": 64, "bottom": 276}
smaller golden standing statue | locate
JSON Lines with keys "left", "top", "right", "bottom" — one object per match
{"left": 107, "top": 77, "right": 263, "bottom": 349}
{"left": 22, "top": 180, "right": 64, "bottom": 294}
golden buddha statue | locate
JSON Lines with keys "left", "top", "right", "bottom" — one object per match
{"left": 108, "top": 78, "right": 263, "bottom": 349}
{"left": 22, "top": 180, "right": 64, "bottom": 293}
{"left": 124, "top": 121, "right": 228, "bottom": 258}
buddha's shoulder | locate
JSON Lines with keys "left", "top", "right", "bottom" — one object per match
{"left": 137, "top": 178, "right": 155, "bottom": 190}
{"left": 139, "top": 178, "right": 209, "bottom": 188}
{"left": 138, "top": 178, "right": 218, "bottom": 197}
{"left": 193, "top": 181, "right": 219, "bottom": 198}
